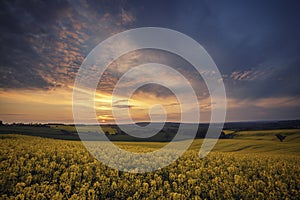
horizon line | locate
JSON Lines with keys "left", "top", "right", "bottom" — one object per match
{"left": 2, "top": 118, "right": 299, "bottom": 126}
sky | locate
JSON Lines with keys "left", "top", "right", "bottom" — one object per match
{"left": 0, "top": 0, "right": 299, "bottom": 123}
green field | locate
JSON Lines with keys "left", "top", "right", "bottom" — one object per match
{"left": 0, "top": 124, "right": 118, "bottom": 140}
{"left": 1, "top": 129, "right": 299, "bottom": 199}
{"left": 49, "top": 125, "right": 118, "bottom": 135}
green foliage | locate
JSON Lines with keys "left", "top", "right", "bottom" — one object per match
{"left": 1, "top": 134, "right": 299, "bottom": 199}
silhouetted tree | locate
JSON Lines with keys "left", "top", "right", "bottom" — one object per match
{"left": 275, "top": 134, "right": 287, "bottom": 142}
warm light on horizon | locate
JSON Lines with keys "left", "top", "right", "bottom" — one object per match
{"left": 1, "top": 84, "right": 299, "bottom": 124}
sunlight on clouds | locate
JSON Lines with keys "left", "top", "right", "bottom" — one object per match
{"left": 227, "top": 96, "right": 300, "bottom": 109}
{"left": 2, "top": 85, "right": 297, "bottom": 123}
{"left": 97, "top": 115, "right": 114, "bottom": 120}
{"left": 0, "top": 88, "right": 73, "bottom": 123}
{"left": 255, "top": 97, "right": 300, "bottom": 108}
{"left": 0, "top": 88, "right": 72, "bottom": 106}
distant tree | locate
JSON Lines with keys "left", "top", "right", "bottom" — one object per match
{"left": 275, "top": 134, "right": 287, "bottom": 142}
{"left": 163, "top": 131, "right": 171, "bottom": 141}
{"left": 0, "top": 120, "right": 3, "bottom": 126}
{"left": 220, "top": 131, "right": 226, "bottom": 138}
{"left": 119, "top": 130, "right": 127, "bottom": 135}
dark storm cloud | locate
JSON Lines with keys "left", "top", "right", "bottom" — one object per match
{"left": 100, "top": 49, "right": 209, "bottom": 99}
{"left": 129, "top": 0, "right": 300, "bottom": 100}
{"left": 0, "top": 0, "right": 70, "bottom": 89}
{"left": 225, "top": 59, "right": 300, "bottom": 100}
{"left": 0, "top": 0, "right": 134, "bottom": 89}
{"left": 0, "top": 0, "right": 299, "bottom": 106}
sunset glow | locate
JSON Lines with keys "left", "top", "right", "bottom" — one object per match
{"left": 0, "top": 1, "right": 299, "bottom": 124}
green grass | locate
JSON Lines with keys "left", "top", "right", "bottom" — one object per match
{"left": 110, "top": 129, "right": 300, "bottom": 155}
{"left": 1, "top": 129, "right": 299, "bottom": 160}
{"left": 50, "top": 125, "right": 118, "bottom": 134}
{"left": 191, "top": 129, "right": 300, "bottom": 155}
{"left": 0, "top": 125, "right": 62, "bottom": 135}
{"left": 0, "top": 127, "right": 299, "bottom": 154}
{"left": 0, "top": 124, "right": 118, "bottom": 140}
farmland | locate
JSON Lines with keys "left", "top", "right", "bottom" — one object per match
{"left": 1, "top": 129, "right": 299, "bottom": 199}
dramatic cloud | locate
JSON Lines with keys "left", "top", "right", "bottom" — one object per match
{"left": 0, "top": 0, "right": 135, "bottom": 89}
{"left": 0, "top": 0, "right": 299, "bottom": 122}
